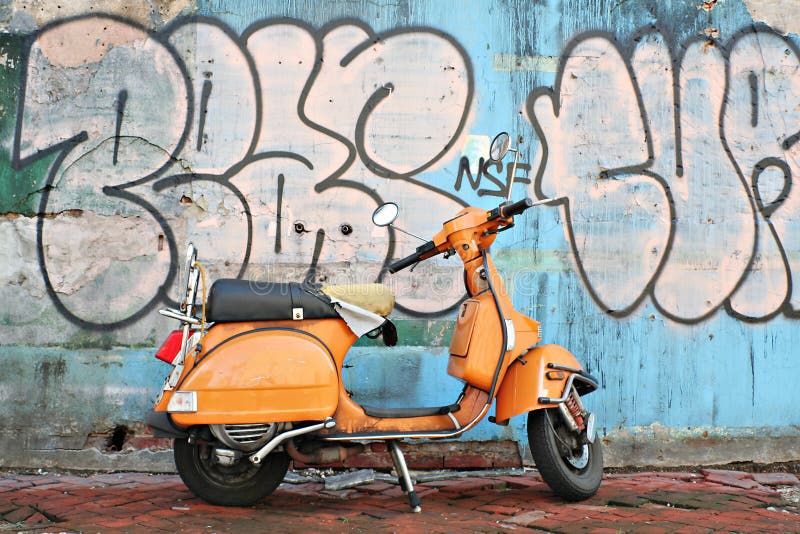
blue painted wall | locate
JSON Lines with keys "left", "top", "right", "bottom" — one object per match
{"left": 1, "top": 0, "right": 799, "bottom": 464}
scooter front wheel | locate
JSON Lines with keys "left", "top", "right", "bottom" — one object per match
{"left": 527, "top": 408, "right": 602, "bottom": 501}
{"left": 173, "top": 438, "right": 290, "bottom": 506}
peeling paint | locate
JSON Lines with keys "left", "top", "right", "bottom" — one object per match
{"left": 698, "top": 0, "right": 719, "bottom": 12}
{"left": 7, "top": 0, "right": 192, "bottom": 30}
{"left": 37, "top": 18, "right": 147, "bottom": 68}
{"left": 742, "top": 0, "right": 800, "bottom": 36}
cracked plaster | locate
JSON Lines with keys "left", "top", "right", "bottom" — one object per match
{"left": 743, "top": 0, "right": 800, "bottom": 36}
{"left": 4, "top": 0, "right": 192, "bottom": 31}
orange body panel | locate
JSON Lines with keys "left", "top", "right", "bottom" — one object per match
{"left": 446, "top": 252, "right": 540, "bottom": 393}
{"left": 447, "top": 293, "right": 503, "bottom": 391}
{"left": 449, "top": 299, "right": 480, "bottom": 356}
{"left": 494, "top": 344, "right": 583, "bottom": 422}
{"left": 158, "top": 319, "right": 358, "bottom": 426}
{"left": 172, "top": 329, "right": 337, "bottom": 425}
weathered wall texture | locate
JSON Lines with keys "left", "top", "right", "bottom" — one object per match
{"left": 1, "top": 0, "right": 799, "bottom": 468}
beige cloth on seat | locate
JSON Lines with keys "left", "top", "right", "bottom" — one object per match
{"left": 321, "top": 284, "right": 395, "bottom": 317}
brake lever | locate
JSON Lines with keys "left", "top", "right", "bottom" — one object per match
{"left": 497, "top": 222, "right": 515, "bottom": 233}
{"left": 482, "top": 222, "right": 514, "bottom": 236}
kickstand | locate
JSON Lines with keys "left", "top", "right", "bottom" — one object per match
{"left": 387, "top": 440, "right": 421, "bottom": 513}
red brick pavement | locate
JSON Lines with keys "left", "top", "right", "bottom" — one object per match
{"left": 0, "top": 469, "right": 798, "bottom": 532}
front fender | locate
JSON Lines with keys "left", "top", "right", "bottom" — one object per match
{"left": 494, "top": 344, "right": 598, "bottom": 423}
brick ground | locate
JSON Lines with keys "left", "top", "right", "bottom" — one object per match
{"left": 0, "top": 468, "right": 798, "bottom": 532}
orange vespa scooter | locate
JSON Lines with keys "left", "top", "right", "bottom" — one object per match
{"left": 145, "top": 133, "right": 602, "bottom": 511}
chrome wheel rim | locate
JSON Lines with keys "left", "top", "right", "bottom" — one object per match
{"left": 565, "top": 444, "right": 589, "bottom": 469}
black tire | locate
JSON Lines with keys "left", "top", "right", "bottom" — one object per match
{"left": 173, "top": 438, "right": 290, "bottom": 506}
{"left": 527, "top": 408, "right": 602, "bottom": 501}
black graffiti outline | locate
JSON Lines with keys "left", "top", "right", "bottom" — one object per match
{"left": 528, "top": 25, "right": 800, "bottom": 324}
{"left": 12, "top": 14, "right": 474, "bottom": 329}
{"left": 311, "top": 18, "right": 473, "bottom": 209}
{"left": 719, "top": 26, "right": 800, "bottom": 323}
{"left": 12, "top": 13, "right": 194, "bottom": 331}
{"left": 528, "top": 29, "right": 676, "bottom": 319}
{"left": 723, "top": 156, "right": 794, "bottom": 323}
{"left": 247, "top": 17, "right": 471, "bottom": 318}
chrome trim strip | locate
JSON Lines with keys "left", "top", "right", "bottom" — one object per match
{"left": 446, "top": 412, "right": 461, "bottom": 430}
{"left": 250, "top": 418, "right": 335, "bottom": 464}
{"left": 573, "top": 373, "right": 599, "bottom": 391}
{"left": 547, "top": 362, "right": 582, "bottom": 373}
{"left": 538, "top": 372, "right": 600, "bottom": 404}
{"left": 321, "top": 404, "right": 490, "bottom": 442}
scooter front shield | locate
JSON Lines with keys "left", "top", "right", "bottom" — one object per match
{"left": 494, "top": 344, "right": 597, "bottom": 423}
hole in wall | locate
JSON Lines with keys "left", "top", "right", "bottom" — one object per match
{"left": 106, "top": 425, "right": 130, "bottom": 452}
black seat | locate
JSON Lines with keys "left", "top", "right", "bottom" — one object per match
{"left": 206, "top": 279, "right": 339, "bottom": 323}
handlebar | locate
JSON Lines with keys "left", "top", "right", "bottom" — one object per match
{"left": 388, "top": 240, "right": 436, "bottom": 274}
{"left": 388, "top": 197, "right": 554, "bottom": 273}
{"left": 487, "top": 197, "right": 537, "bottom": 221}
{"left": 501, "top": 197, "right": 535, "bottom": 218}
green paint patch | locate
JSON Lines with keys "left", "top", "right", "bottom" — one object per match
{"left": 354, "top": 319, "right": 454, "bottom": 347}
{"left": 124, "top": 337, "right": 160, "bottom": 349}
{"left": 492, "top": 248, "right": 569, "bottom": 274}
{"left": 63, "top": 331, "right": 116, "bottom": 350}
{"left": 0, "top": 34, "right": 56, "bottom": 216}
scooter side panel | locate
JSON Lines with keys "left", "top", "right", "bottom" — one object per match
{"left": 170, "top": 328, "right": 339, "bottom": 425}
{"left": 447, "top": 292, "right": 505, "bottom": 391}
{"left": 494, "top": 343, "right": 583, "bottom": 422}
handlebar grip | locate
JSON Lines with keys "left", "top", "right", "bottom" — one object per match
{"left": 387, "top": 240, "right": 436, "bottom": 274}
{"left": 500, "top": 197, "right": 534, "bottom": 218}
{"left": 388, "top": 253, "right": 421, "bottom": 274}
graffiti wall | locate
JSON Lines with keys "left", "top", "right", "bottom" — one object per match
{"left": 1, "top": 0, "right": 799, "bottom": 467}
{"left": 531, "top": 28, "right": 800, "bottom": 324}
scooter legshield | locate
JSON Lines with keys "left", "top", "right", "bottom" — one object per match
{"left": 168, "top": 327, "right": 339, "bottom": 426}
{"left": 494, "top": 344, "right": 591, "bottom": 422}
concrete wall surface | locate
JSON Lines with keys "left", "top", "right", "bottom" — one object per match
{"left": 1, "top": 0, "right": 800, "bottom": 470}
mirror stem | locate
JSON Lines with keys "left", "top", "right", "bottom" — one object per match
{"left": 506, "top": 148, "right": 519, "bottom": 203}
{"left": 390, "top": 225, "right": 427, "bottom": 242}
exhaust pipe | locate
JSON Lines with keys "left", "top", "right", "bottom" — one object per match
{"left": 285, "top": 439, "right": 364, "bottom": 465}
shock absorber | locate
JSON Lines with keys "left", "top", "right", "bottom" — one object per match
{"left": 564, "top": 388, "right": 586, "bottom": 431}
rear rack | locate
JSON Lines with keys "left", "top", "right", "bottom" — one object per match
{"left": 159, "top": 308, "right": 200, "bottom": 325}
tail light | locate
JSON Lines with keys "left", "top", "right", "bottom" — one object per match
{"left": 155, "top": 330, "right": 194, "bottom": 364}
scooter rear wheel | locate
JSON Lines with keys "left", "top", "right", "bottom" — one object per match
{"left": 527, "top": 408, "right": 602, "bottom": 501}
{"left": 174, "top": 438, "right": 290, "bottom": 506}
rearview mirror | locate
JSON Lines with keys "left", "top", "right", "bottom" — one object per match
{"left": 489, "top": 132, "right": 511, "bottom": 162}
{"left": 372, "top": 202, "right": 399, "bottom": 227}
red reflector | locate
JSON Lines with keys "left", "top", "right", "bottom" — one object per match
{"left": 156, "top": 330, "right": 192, "bottom": 364}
